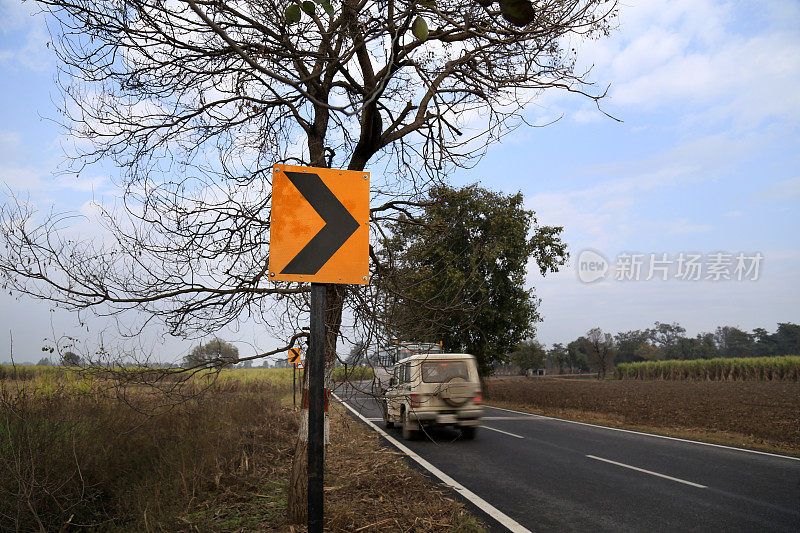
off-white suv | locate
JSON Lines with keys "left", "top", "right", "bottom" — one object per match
{"left": 382, "top": 353, "right": 483, "bottom": 440}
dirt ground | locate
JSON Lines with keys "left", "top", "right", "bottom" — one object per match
{"left": 485, "top": 378, "right": 800, "bottom": 455}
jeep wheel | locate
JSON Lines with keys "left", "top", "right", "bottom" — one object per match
{"left": 401, "top": 409, "right": 418, "bottom": 440}
{"left": 383, "top": 401, "right": 395, "bottom": 428}
{"left": 461, "top": 426, "right": 477, "bottom": 440}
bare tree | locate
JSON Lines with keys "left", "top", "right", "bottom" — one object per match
{"left": 586, "top": 327, "right": 615, "bottom": 379}
{"left": 0, "top": 0, "right": 617, "bottom": 521}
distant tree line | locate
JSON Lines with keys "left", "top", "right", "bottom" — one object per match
{"left": 541, "top": 322, "right": 800, "bottom": 378}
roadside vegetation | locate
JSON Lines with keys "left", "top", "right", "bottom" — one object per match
{"left": 0, "top": 367, "right": 481, "bottom": 531}
{"left": 537, "top": 322, "right": 800, "bottom": 377}
{"left": 615, "top": 355, "right": 800, "bottom": 381}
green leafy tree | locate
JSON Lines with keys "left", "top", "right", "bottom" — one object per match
{"left": 547, "top": 343, "right": 569, "bottom": 374}
{"left": 512, "top": 339, "right": 547, "bottom": 374}
{"left": 614, "top": 329, "right": 652, "bottom": 363}
{"left": 674, "top": 337, "right": 699, "bottom": 360}
{"left": 634, "top": 343, "right": 662, "bottom": 361}
{"left": 774, "top": 323, "right": 800, "bottom": 355}
{"left": 649, "top": 322, "right": 686, "bottom": 360}
{"left": 566, "top": 337, "right": 591, "bottom": 373}
{"left": 694, "top": 332, "right": 719, "bottom": 359}
{"left": 61, "top": 351, "right": 82, "bottom": 366}
{"left": 714, "top": 326, "right": 756, "bottom": 358}
{"left": 380, "top": 185, "right": 567, "bottom": 375}
{"left": 752, "top": 327, "right": 777, "bottom": 356}
{"left": 183, "top": 339, "right": 239, "bottom": 368}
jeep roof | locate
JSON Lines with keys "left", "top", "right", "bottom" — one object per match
{"left": 394, "top": 352, "right": 476, "bottom": 365}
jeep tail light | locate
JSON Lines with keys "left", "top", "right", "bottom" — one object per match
{"left": 410, "top": 393, "right": 422, "bottom": 408}
{"left": 473, "top": 394, "right": 482, "bottom": 404}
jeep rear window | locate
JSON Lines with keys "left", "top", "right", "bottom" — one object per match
{"left": 421, "top": 361, "right": 469, "bottom": 383}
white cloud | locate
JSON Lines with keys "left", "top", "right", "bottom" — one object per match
{"left": 571, "top": 105, "right": 605, "bottom": 124}
{"left": 1, "top": 166, "right": 42, "bottom": 190}
{"left": 756, "top": 176, "right": 800, "bottom": 201}
{"left": 0, "top": 2, "right": 54, "bottom": 72}
{"left": 524, "top": 130, "right": 762, "bottom": 252}
{"left": 0, "top": 0, "right": 34, "bottom": 31}
{"left": 554, "top": 0, "right": 800, "bottom": 128}
{"left": 0, "top": 131, "right": 21, "bottom": 154}
{"left": 662, "top": 218, "right": 714, "bottom": 235}
{"left": 0, "top": 129, "right": 112, "bottom": 199}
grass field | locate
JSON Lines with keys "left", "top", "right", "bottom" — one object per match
{"left": 0, "top": 366, "right": 481, "bottom": 531}
{"left": 615, "top": 355, "right": 800, "bottom": 381}
{"left": 486, "top": 377, "right": 800, "bottom": 455}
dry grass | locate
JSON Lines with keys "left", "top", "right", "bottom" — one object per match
{"left": 1, "top": 367, "right": 483, "bottom": 531}
{"left": 0, "top": 378, "right": 296, "bottom": 531}
{"left": 486, "top": 377, "right": 800, "bottom": 456}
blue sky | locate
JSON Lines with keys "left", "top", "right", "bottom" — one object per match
{"left": 1, "top": 0, "right": 799, "bottom": 362}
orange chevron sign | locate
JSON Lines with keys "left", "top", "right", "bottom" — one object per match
{"left": 269, "top": 164, "right": 369, "bottom": 285}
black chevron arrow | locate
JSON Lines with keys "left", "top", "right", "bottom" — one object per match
{"left": 280, "top": 171, "right": 360, "bottom": 276}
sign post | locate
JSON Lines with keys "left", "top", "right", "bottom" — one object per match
{"left": 269, "top": 164, "right": 369, "bottom": 533}
{"left": 307, "top": 283, "right": 326, "bottom": 530}
{"left": 288, "top": 348, "right": 302, "bottom": 408}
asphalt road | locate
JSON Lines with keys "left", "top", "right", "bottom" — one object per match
{"left": 336, "top": 384, "right": 800, "bottom": 532}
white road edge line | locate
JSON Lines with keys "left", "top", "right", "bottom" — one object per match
{"left": 482, "top": 416, "right": 538, "bottom": 421}
{"left": 482, "top": 425, "right": 524, "bottom": 439}
{"left": 333, "top": 394, "right": 531, "bottom": 533}
{"left": 485, "top": 405, "right": 800, "bottom": 462}
{"left": 586, "top": 455, "right": 707, "bottom": 489}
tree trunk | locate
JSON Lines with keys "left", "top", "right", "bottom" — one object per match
{"left": 287, "top": 440, "right": 308, "bottom": 523}
{"left": 287, "top": 285, "right": 345, "bottom": 523}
